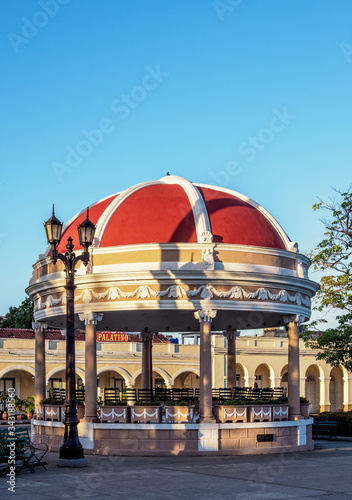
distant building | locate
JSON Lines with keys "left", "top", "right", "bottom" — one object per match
{"left": 1, "top": 327, "right": 351, "bottom": 414}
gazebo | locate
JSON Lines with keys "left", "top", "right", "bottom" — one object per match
{"left": 26, "top": 175, "right": 319, "bottom": 455}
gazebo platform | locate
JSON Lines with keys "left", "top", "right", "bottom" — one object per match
{"left": 32, "top": 419, "right": 314, "bottom": 456}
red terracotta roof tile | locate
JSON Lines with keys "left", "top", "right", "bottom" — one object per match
{"left": 0, "top": 329, "right": 171, "bottom": 343}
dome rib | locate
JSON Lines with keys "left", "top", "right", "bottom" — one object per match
{"left": 94, "top": 176, "right": 212, "bottom": 247}
{"left": 159, "top": 176, "right": 212, "bottom": 242}
{"left": 196, "top": 183, "right": 291, "bottom": 250}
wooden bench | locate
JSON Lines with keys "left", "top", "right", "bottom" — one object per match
{"left": 313, "top": 421, "right": 338, "bottom": 440}
{"left": 0, "top": 426, "right": 48, "bottom": 474}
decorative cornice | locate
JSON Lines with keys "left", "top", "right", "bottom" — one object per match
{"left": 33, "top": 284, "right": 311, "bottom": 311}
{"left": 194, "top": 309, "right": 217, "bottom": 322}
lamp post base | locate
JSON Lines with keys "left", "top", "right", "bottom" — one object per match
{"left": 57, "top": 457, "right": 87, "bottom": 468}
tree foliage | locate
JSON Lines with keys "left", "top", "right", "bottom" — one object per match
{"left": 302, "top": 314, "right": 352, "bottom": 371}
{"left": 303, "top": 188, "right": 352, "bottom": 370}
{"left": 0, "top": 297, "right": 34, "bottom": 329}
{"left": 310, "top": 187, "right": 352, "bottom": 312}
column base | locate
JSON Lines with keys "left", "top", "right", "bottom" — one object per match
{"left": 57, "top": 458, "right": 87, "bottom": 468}
{"left": 320, "top": 404, "right": 331, "bottom": 412}
{"left": 82, "top": 416, "right": 100, "bottom": 423}
{"left": 198, "top": 417, "right": 215, "bottom": 423}
{"left": 290, "top": 413, "right": 303, "bottom": 421}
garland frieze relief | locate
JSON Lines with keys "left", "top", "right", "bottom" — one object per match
{"left": 34, "top": 284, "right": 311, "bottom": 311}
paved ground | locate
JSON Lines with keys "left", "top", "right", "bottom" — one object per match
{"left": 2, "top": 440, "right": 352, "bottom": 499}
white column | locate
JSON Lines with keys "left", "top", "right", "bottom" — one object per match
{"left": 274, "top": 377, "right": 282, "bottom": 388}
{"left": 323, "top": 377, "right": 331, "bottom": 412}
{"left": 343, "top": 376, "right": 349, "bottom": 411}
{"left": 195, "top": 309, "right": 217, "bottom": 423}
{"left": 284, "top": 315, "right": 305, "bottom": 420}
{"left": 78, "top": 312, "right": 103, "bottom": 422}
{"left": 33, "top": 321, "right": 48, "bottom": 415}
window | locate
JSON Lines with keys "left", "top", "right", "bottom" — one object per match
{"left": 174, "top": 344, "right": 179, "bottom": 353}
{"left": 114, "top": 378, "right": 124, "bottom": 391}
{"left": 77, "top": 379, "right": 84, "bottom": 389}
{"left": 254, "top": 340, "right": 258, "bottom": 346}
{"left": 0, "top": 340, "right": 3, "bottom": 348}
{"left": 0, "top": 378, "right": 15, "bottom": 394}
{"left": 48, "top": 340, "right": 57, "bottom": 350}
{"left": 96, "top": 342, "right": 102, "bottom": 351}
{"left": 136, "top": 343, "right": 142, "bottom": 352}
{"left": 50, "top": 378, "right": 62, "bottom": 389}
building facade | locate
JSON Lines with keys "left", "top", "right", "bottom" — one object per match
{"left": 1, "top": 328, "right": 350, "bottom": 414}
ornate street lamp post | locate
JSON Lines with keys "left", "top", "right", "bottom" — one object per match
{"left": 44, "top": 206, "right": 95, "bottom": 467}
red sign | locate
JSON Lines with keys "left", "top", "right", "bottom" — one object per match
{"left": 96, "top": 332, "right": 129, "bottom": 342}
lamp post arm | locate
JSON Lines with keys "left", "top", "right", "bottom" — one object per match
{"left": 55, "top": 251, "right": 89, "bottom": 274}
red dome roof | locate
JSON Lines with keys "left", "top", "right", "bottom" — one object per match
{"left": 55, "top": 176, "right": 289, "bottom": 253}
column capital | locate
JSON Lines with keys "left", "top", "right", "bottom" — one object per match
{"left": 140, "top": 331, "right": 154, "bottom": 341}
{"left": 283, "top": 314, "right": 305, "bottom": 327}
{"left": 223, "top": 330, "right": 240, "bottom": 340}
{"left": 32, "top": 321, "right": 48, "bottom": 332}
{"left": 78, "top": 312, "right": 103, "bottom": 325}
{"left": 194, "top": 309, "right": 217, "bottom": 323}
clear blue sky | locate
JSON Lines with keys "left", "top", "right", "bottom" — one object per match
{"left": 1, "top": 0, "right": 351, "bottom": 327}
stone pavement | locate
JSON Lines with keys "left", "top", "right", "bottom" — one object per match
{"left": 1, "top": 440, "right": 352, "bottom": 499}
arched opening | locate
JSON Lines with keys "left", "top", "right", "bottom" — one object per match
{"left": 280, "top": 365, "right": 288, "bottom": 392}
{"left": 134, "top": 370, "right": 171, "bottom": 391}
{"left": 254, "top": 363, "right": 271, "bottom": 389}
{"left": 0, "top": 368, "right": 34, "bottom": 400}
{"left": 47, "top": 369, "right": 84, "bottom": 395}
{"left": 236, "top": 363, "right": 246, "bottom": 387}
{"left": 305, "top": 365, "right": 320, "bottom": 413}
{"left": 97, "top": 369, "right": 130, "bottom": 402}
{"left": 173, "top": 370, "right": 200, "bottom": 390}
{"left": 330, "top": 366, "right": 343, "bottom": 412}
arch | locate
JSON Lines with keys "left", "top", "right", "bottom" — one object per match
{"left": 236, "top": 362, "right": 249, "bottom": 387}
{"left": 305, "top": 364, "right": 323, "bottom": 413}
{"left": 97, "top": 367, "right": 133, "bottom": 387}
{"left": 171, "top": 368, "right": 200, "bottom": 386}
{"left": 254, "top": 363, "right": 275, "bottom": 388}
{"left": 0, "top": 365, "right": 35, "bottom": 379}
{"left": 132, "top": 367, "right": 172, "bottom": 387}
{"left": 46, "top": 366, "right": 85, "bottom": 385}
{"left": 280, "top": 364, "right": 288, "bottom": 378}
{"left": 330, "top": 366, "right": 344, "bottom": 412}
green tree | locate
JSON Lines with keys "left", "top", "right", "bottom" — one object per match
{"left": 302, "top": 314, "right": 352, "bottom": 371}
{"left": 0, "top": 297, "right": 34, "bottom": 329}
{"left": 302, "top": 187, "right": 352, "bottom": 370}
{"left": 310, "top": 187, "right": 352, "bottom": 312}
